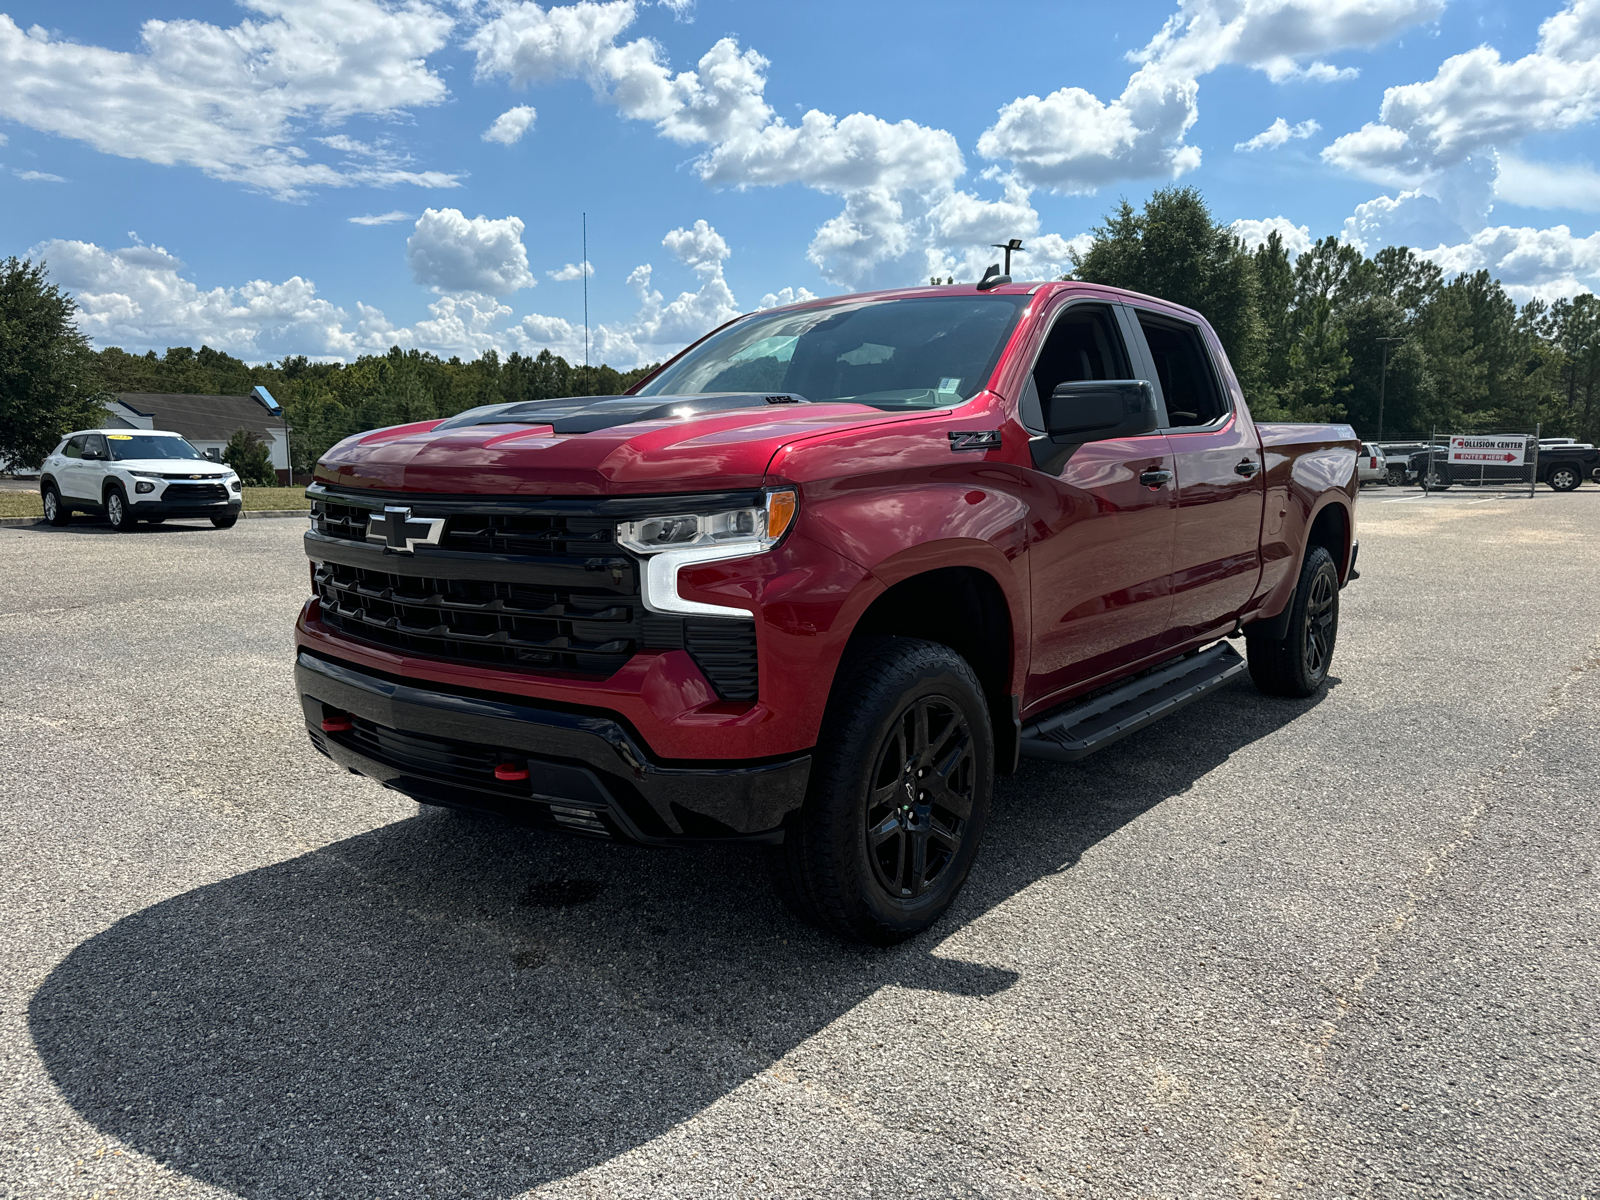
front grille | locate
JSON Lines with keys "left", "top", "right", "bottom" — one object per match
{"left": 308, "top": 489, "right": 761, "bottom": 698}
{"left": 314, "top": 561, "right": 638, "bottom": 675}
{"left": 163, "top": 482, "right": 228, "bottom": 502}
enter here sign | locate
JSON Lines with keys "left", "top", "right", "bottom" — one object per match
{"left": 1449, "top": 435, "right": 1529, "bottom": 465}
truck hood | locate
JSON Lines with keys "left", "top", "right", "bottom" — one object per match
{"left": 314, "top": 393, "right": 917, "bottom": 495}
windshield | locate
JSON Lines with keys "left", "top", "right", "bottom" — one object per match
{"left": 636, "top": 295, "right": 1030, "bottom": 410}
{"left": 105, "top": 434, "right": 206, "bottom": 461}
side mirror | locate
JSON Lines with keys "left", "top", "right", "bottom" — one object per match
{"left": 1043, "top": 380, "right": 1158, "bottom": 442}
{"left": 81, "top": 450, "right": 105, "bottom": 461}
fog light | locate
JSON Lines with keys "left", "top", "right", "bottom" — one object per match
{"left": 230, "top": 479, "right": 242, "bottom": 493}
{"left": 135, "top": 481, "right": 155, "bottom": 493}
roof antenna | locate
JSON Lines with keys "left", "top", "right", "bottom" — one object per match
{"left": 976, "top": 263, "right": 1009, "bottom": 291}
{"left": 582, "top": 211, "right": 589, "bottom": 369}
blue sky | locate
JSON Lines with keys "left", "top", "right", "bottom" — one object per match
{"left": 3, "top": 0, "right": 1598, "bottom": 366}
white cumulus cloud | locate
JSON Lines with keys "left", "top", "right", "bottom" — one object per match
{"left": 406, "top": 208, "right": 536, "bottom": 296}
{"left": 1495, "top": 155, "right": 1600, "bottom": 213}
{"left": 14, "top": 168, "right": 66, "bottom": 182}
{"left": 0, "top": 1, "right": 458, "bottom": 199}
{"left": 483, "top": 104, "right": 537, "bottom": 144}
{"left": 1419, "top": 224, "right": 1600, "bottom": 303}
{"left": 1235, "top": 117, "right": 1320, "bottom": 152}
{"left": 348, "top": 211, "right": 413, "bottom": 226}
{"left": 1323, "top": 0, "right": 1600, "bottom": 186}
{"left": 1231, "top": 216, "right": 1314, "bottom": 254}
{"left": 547, "top": 260, "right": 594, "bottom": 280}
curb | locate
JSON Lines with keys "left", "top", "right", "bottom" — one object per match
{"left": 1, "top": 510, "right": 310, "bottom": 528}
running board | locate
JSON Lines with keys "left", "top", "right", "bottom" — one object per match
{"left": 1019, "top": 642, "right": 1247, "bottom": 762}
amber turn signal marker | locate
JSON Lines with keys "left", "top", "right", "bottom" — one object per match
{"left": 766, "top": 489, "right": 797, "bottom": 541}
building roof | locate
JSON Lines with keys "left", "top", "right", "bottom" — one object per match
{"left": 114, "top": 393, "right": 287, "bottom": 443}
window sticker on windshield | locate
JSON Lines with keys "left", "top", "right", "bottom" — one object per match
{"left": 107, "top": 434, "right": 133, "bottom": 439}
{"left": 937, "top": 378, "right": 961, "bottom": 393}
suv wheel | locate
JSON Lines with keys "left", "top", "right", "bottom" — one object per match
{"left": 1548, "top": 464, "right": 1581, "bottom": 492}
{"left": 1424, "top": 466, "right": 1451, "bottom": 490}
{"left": 1246, "top": 545, "right": 1340, "bottom": 698}
{"left": 1386, "top": 465, "right": 1405, "bottom": 487}
{"left": 42, "top": 485, "right": 71, "bottom": 526}
{"left": 211, "top": 514, "right": 239, "bottom": 528}
{"left": 105, "top": 485, "right": 137, "bottom": 532}
{"left": 767, "top": 637, "right": 994, "bottom": 945}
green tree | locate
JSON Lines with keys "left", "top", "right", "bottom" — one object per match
{"left": 0, "top": 257, "right": 104, "bottom": 469}
{"left": 222, "top": 428, "right": 277, "bottom": 485}
{"left": 1073, "top": 186, "right": 1263, "bottom": 396}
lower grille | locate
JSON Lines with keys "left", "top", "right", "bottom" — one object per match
{"left": 163, "top": 482, "right": 228, "bottom": 502}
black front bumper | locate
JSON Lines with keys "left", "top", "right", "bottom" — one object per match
{"left": 131, "top": 498, "right": 242, "bottom": 519}
{"left": 295, "top": 651, "right": 810, "bottom": 845}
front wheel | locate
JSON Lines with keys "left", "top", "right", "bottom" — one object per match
{"left": 105, "top": 486, "right": 136, "bottom": 532}
{"left": 1246, "top": 545, "right": 1340, "bottom": 698}
{"left": 42, "top": 485, "right": 71, "bottom": 526}
{"left": 211, "top": 514, "right": 239, "bottom": 528}
{"left": 1423, "top": 466, "right": 1451, "bottom": 490}
{"left": 1548, "top": 464, "right": 1581, "bottom": 492}
{"left": 1386, "top": 466, "right": 1406, "bottom": 487}
{"left": 767, "top": 637, "right": 994, "bottom": 945}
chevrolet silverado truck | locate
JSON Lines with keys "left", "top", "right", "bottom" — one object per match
{"left": 295, "top": 281, "right": 1359, "bottom": 944}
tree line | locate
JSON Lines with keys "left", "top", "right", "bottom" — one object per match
{"left": 4, "top": 191, "right": 1599, "bottom": 472}
{"left": 1073, "top": 187, "right": 1600, "bottom": 441}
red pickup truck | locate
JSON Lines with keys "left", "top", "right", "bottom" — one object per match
{"left": 296, "top": 281, "right": 1359, "bottom": 943}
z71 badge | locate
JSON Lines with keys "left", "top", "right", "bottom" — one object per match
{"left": 948, "top": 430, "right": 1001, "bottom": 452}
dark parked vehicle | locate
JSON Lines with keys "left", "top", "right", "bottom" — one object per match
{"left": 1412, "top": 442, "right": 1597, "bottom": 491}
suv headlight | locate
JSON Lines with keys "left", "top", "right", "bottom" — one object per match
{"left": 617, "top": 490, "right": 797, "bottom": 618}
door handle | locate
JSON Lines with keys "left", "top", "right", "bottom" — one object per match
{"left": 1234, "top": 459, "right": 1261, "bottom": 477}
{"left": 1139, "top": 469, "right": 1173, "bottom": 488}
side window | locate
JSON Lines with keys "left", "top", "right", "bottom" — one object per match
{"left": 1019, "top": 304, "right": 1131, "bottom": 432}
{"left": 62, "top": 436, "right": 85, "bottom": 460}
{"left": 84, "top": 434, "right": 109, "bottom": 460}
{"left": 1137, "top": 315, "right": 1227, "bottom": 428}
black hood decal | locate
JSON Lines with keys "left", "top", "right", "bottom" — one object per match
{"left": 433, "top": 392, "right": 809, "bottom": 435}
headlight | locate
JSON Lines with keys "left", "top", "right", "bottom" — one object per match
{"left": 128, "top": 469, "right": 163, "bottom": 478}
{"left": 617, "top": 490, "right": 797, "bottom": 618}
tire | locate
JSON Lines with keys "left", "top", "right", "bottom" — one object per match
{"left": 1246, "top": 545, "right": 1340, "bottom": 699}
{"left": 41, "top": 485, "right": 70, "bottom": 526}
{"left": 1547, "top": 464, "right": 1581, "bottom": 492}
{"left": 1386, "top": 466, "right": 1405, "bottom": 487}
{"left": 211, "top": 514, "right": 239, "bottom": 528}
{"left": 105, "top": 485, "right": 136, "bottom": 532}
{"left": 1423, "top": 466, "right": 1451, "bottom": 490}
{"left": 766, "top": 637, "right": 994, "bottom": 945}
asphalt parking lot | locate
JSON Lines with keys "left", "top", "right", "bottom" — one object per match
{"left": 2, "top": 492, "right": 1596, "bottom": 1200}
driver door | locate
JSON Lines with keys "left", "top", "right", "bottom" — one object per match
{"left": 1021, "top": 302, "right": 1177, "bottom": 707}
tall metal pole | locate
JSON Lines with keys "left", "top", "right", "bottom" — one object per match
{"left": 1531, "top": 421, "right": 1540, "bottom": 498}
{"left": 582, "top": 212, "right": 589, "bottom": 369}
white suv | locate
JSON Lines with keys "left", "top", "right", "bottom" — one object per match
{"left": 40, "top": 429, "right": 244, "bottom": 531}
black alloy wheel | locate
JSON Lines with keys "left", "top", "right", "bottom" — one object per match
{"left": 1386, "top": 466, "right": 1406, "bottom": 487}
{"left": 105, "top": 486, "right": 136, "bottom": 532}
{"left": 1246, "top": 544, "right": 1340, "bottom": 698}
{"left": 42, "top": 486, "right": 70, "bottom": 526}
{"left": 1302, "top": 566, "right": 1337, "bottom": 681}
{"left": 767, "top": 637, "right": 994, "bottom": 945}
{"left": 863, "top": 696, "right": 976, "bottom": 901}
{"left": 1548, "top": 465, "right": 1581, "bottom": 492}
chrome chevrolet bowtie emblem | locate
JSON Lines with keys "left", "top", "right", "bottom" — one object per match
{"left": 366, "top": 506, "right": 445, "bottom": 554}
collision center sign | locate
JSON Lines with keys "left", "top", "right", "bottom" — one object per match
{"left": 1448, "top": 435, "right": 1528, "bottom": 465}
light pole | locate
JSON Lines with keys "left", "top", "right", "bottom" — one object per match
{"left": 1375, "top": 336, "right": 1405, "bottom": 442}
{"left": 990, "top": 238, "right": 1023, "bottom": 276}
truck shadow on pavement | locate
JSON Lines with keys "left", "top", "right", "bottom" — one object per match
{"left": 29, "top": 676, "right": 1327, "bottom": 1198}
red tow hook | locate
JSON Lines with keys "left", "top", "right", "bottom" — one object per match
{"left": 320, "top": 712, "right": 353, "bottom": 733}
{"left": 494, "top": 760, "right": 530, "bottom": 782}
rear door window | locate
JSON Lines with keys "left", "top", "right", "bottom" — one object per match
{"left": 1136, "top": 314, "right": 1228, "bottom": 428}
{"left": 62, "top": 437, "right": 85, "bottom": 459}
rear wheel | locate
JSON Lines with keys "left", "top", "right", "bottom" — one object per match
{"left": 1247, "top": 545, "right": 1340, "bottom": 698}
{"left": 42, "top": 485, "right": 70, "bottom": 526}
{"left": 105, "top": 486, "right": 136, "bottom": 532}
{"left": 1548, "top": 464, "right": 1581, "bottom": 492}
{"left": 767, "top": 637, "right": 993, "bottom": 945}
